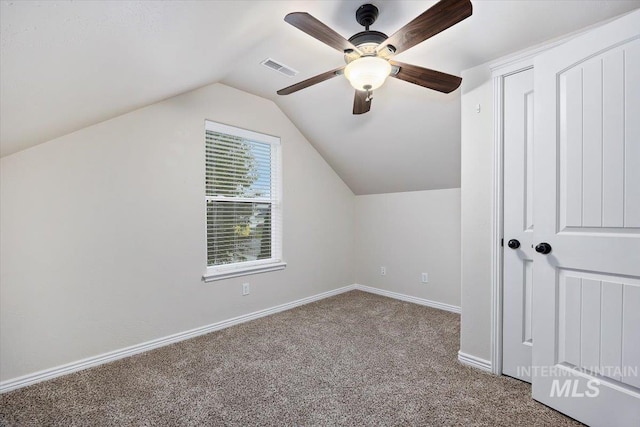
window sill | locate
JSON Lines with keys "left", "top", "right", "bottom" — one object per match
{"left": 203, "top": 261, "right": 287, "bottom": 283}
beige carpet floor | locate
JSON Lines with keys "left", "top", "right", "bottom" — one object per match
{"left": 0, "top": 290, "right": 582, "bottom": 426}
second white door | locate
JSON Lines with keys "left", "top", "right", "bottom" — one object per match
{"left": 502, "top": 67, "right": 534, "bottom": 383}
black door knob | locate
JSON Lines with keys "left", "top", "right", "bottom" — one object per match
{"left": 535, "top": 242, "right": 552, "bottom": 254}
{"left": 507, "top": 239, "right": 520, "bottom": 249}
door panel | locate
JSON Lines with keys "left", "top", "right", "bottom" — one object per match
{"left": 502, "top": 68, "right": 534, "bottom": 382}
{"left": 560, "top": 41, "right": 640, "bottom": 231}
{"left": 533, "top": 10, "right": 640, "bottom": 426}
{"left": 557, "top": 273, "right": 640, "bottom": 388}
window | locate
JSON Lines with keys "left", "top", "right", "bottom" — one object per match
{"left": 203, "top": 121, "right": 284, "bottom": 282}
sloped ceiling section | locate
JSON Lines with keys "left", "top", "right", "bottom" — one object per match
{"left": 2, "top": 1, "right": 639, "bottom": 194}
{"left": 0, "top": 0, "right": 281, "bottom": 156}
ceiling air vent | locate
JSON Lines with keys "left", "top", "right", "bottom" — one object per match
{"left": 261, "top": 58, "right": 299, "bottom": 77}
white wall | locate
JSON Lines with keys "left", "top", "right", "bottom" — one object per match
{"left": 354, "top": 189, "right": 461, "bottom": 307}
{"left": 459, "top": 64, "right": 494, "bottom": 361}
{"left": 0, "top": 83, "right": 355, "bottom": 382}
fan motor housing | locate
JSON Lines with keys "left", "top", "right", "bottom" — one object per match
{"left": 344, "top": 4, "right": 396, "bottom": 63}
{"left": 348, "top": 30, "right": 388, "bottom": 48}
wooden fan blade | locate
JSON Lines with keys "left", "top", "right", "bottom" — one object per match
{"left": 353, "top": 90, "right": 371, "bottom": 115}
{"left": 377, "top": 0, "right": 472, "bottom": 56}
{"left": 390, "top": 61, "right": 461, "bottom": 93}
{"left": 285, "top": 12, "right": 361, "bottom": 54}
{"left": 277, "top": 66, "right": 345, "bottom": 95}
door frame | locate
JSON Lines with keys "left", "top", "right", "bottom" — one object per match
{"left": 487, "top": 15, "right": 630, "bottom": 375}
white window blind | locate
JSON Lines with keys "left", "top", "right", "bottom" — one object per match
{"left": 203, "top": 121, "right": 284, "bottom": 282}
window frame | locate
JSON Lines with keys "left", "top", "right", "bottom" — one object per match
{"left": 202, "top": 120, "right": 285, "bottom": 282}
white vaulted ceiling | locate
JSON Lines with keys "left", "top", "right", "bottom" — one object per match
{"left": 2, "top": 1, "right": 639, "bottom": 194}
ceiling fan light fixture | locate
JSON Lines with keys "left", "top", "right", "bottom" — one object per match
{"left": 278, "top": 0, "right": 472, "bottom": 113}
{"left": 344, "top": 56, "right": 391, "bottom": 91}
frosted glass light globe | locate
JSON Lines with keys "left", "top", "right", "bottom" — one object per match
{"left": 344, "top": 56, "right": 391, "bottom": 91}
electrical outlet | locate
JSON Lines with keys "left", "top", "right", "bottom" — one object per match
{"left": 380, "top": 266, "right": 386, "bottom": 276}
{"left": 421, "top": 273, "right": 429, "bottom": 283}
{"left": 242, "top": 283, "right": 250, "bottom": 296}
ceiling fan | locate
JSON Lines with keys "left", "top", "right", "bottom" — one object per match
{"left": 277, "top": 0, "right": 472, "bottom": 114}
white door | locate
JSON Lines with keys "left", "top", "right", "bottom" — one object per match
{"left": 502, "top": 68, "right": 535, "bottom": 383}
{"left": 533, "top": 10, "right": 640, "bottom": 427}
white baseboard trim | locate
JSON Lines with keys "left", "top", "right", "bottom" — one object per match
{"left": 354, "top": 284, "right": 461, "bottom": 314}
{"left": 457, "top": 351, "right": 493, "bottom": 372}
{"left": 1, "top": 284, "right": 464, "bottom": 393}
{"left": 0, "top": 284, "right": 357, "bottom": 394}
